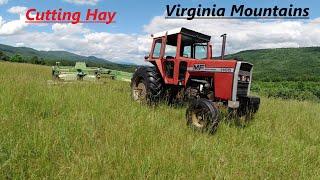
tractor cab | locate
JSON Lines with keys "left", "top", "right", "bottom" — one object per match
{"left": 146, "top": 28, "right": 214, "bottom": 84}
{"left": 149, "top": 28, "right": 212, "bottom": 60}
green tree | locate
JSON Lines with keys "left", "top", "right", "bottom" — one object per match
{"left": 39, "top": 58, "right": 45, "bottom": 65}
{"left": 0, "top": 51, "right": 9, "bottom": 61}
{"left": 31, "top": 56, "right": 39, "bottom": 64}
{"left": 10, "top": 54, "right": 23, "bottom": 63}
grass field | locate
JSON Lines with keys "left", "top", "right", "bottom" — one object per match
{"left": 0, "top": 61, "right": 320, "bottom": 179}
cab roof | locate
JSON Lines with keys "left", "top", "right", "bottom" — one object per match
{"left": 152, "top": 27, "right": 211, "bottom": 43}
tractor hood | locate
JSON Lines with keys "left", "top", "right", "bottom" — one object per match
{"left": 186, "top": 60, "right": 238, "bottom": 74}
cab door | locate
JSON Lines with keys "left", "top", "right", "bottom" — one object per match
{"left": 163, "top": 43, "right": 176, "bottom": 83}
{"left": 149, "top": 34, "right": 178, "bottom": 85}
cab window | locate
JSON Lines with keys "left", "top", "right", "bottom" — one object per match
{"left": 182, "top": 45, "right": 191, "bottom": 58}
{"left": 194, "top": 44, "right": 207, "bottom": 59}
{"left": 164, "top": 44, "right": 176, "bottom": 59}
{"left": 152, "top": 39, "right": 162, "bottom": 58}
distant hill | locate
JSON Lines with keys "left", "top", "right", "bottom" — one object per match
{"left": 225, "top": 47, "right": 320, "bottom": 81}
{"left": 0, "top": 44, "right": 319, "bottom": 81}
{"left": 0, "top": 44, "right": 136, "bottom": 72}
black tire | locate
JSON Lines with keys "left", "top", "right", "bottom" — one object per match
{"left": 186, "top": 99, "right": 220, "bottom": 134}
{"left": 230, "top": 96, "right": 260, "bottom": 119}
{"left": 131, "top": 66, "right": 163, "bottom": 104}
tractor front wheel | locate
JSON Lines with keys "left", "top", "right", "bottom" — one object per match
{"left": 186, "top": 99, "right": 220, "bottom": 134}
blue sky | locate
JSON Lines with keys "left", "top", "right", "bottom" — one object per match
{"left": 0, "top": 0, "right": 319, "bottom": 64}
{"left": 0, "top": 0, "right": 319, "bottom": 34}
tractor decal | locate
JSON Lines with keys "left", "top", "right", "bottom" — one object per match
{"left": 187, "top": 65, "right": 234, "bottom": 73}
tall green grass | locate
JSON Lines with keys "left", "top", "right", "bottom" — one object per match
{"left": 0, "top": 61, "right": 319, "bottom": 179}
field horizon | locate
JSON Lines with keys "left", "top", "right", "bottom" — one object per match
{"left": 0, "top": 61, "right": 319, "bottom": 179}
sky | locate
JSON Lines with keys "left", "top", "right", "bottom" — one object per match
{"left": 0, "top": 0, "right": 319, "bottom": 64}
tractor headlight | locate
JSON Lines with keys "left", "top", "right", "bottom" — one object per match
{"left": 238, "top": 75, "right": 250, "bottom": 82}
{"left": 241, "top": 75, "right": 246, "bottom": 82}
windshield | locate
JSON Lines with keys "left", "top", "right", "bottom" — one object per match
{"left": 194, "top": 44, "right": 207, "bottom": 59}
{"left": 181, "top": 43, "right": 208, "bottom": 59}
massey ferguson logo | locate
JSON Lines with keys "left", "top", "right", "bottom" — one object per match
{"left": 193, "top": 64, "right": 205, "bottom": 70}
{"left": 189, "top": 64, "right": 234, "bottom": 73}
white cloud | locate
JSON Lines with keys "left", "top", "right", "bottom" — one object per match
{"left": 63, "top": 0, "right": 99, "bottom": 5}
{"left": 0, "top": 6, "right": 29, "bottom": 35}
{"left": 1, "top": 14, "right": 319, "bottom": 65}
{"left": 0, "top": 15, "right": 28, "bottom": 35}
{"left": 0, "top": 0, "right": 8, "bottom": 5}
{"left": 7, "top": 6, "right": 27, "bottom": 14}
{"left": 15, "top": 42, "right": 24, "bottom": 46}
{"left": 0, "top": 23, "right": 149, "bottom": 64}
{"left": 52, "top": 23, "right": 91, "bottom": 34}
{"left": 143, "top": 16, "right": 320, "bottom": 56}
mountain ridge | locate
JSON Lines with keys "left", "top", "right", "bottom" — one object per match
{"left": 0, "top": 44, "right": 136, "bottom": 72}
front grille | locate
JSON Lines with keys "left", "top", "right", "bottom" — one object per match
{"left": 237, "top": 81, "right": 249, "bottom": 97}
{"left": 236, "top": 63, "right": 252, "bottom": 97}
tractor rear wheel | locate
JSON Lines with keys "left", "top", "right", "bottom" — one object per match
{"left": 186, "top": 99, "right": 220, "bottom": 134}
{"left": 131, "top": 66, "right": 163, "bottom": 104}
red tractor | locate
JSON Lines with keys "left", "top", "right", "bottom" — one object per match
{"left": 131, "top": 27, "right": 260, "bottom": 133}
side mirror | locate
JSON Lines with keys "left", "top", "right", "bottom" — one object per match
{"left": 144, "top": 55, "right": 149, "bottom": 60}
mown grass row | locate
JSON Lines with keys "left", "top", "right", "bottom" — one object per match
{"left": 0, "top": 62, "right": 319, "bottom": 179}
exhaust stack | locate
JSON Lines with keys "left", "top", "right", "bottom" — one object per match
{"left": 220, "top": 34, "right": 227, "bottom": 60}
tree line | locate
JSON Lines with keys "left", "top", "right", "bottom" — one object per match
{"left": 0, "top": 51, "right": 46, "bottom": 65}
{"left": 0, "top": 51, "right": 136, "bottom": 72}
